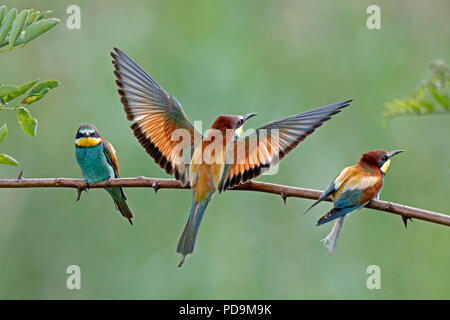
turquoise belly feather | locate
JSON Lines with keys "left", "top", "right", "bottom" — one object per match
{"left": 75, "top": 143, "right": 115, "bottom": 184}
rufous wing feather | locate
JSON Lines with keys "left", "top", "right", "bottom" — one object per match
{"left": 218, "top": 99, "right": 352, "bottom": 192}
{"left": 111, "top": 48, "right": 201, "bottom": 185}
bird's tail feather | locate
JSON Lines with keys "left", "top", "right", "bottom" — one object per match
{"left": 317, "top": 206, "right": 354, "bottom": 226}
{"left": 303, "top": 199, "right": 322, "bottom": 215}
{"left": 177, "top": 199, "right": 210, "bottom": 267}
{"left": 108, "top": 187, "right": 133, "bottom": 225}
{"left": 114, "top": 199, "right": 134, "bottom": 225}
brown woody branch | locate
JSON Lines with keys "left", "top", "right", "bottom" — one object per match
{"left": 0, "top": 177, "right": 448, "bottom": 227}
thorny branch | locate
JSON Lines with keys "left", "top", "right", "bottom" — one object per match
{"left": 0, "top": 176, "right": 448, "bottom": 227}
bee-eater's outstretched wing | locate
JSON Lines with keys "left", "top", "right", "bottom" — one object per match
{"left": 102, "top": 140, "right": 120, "bottom": 177}
{"left": 218, "top": 100, "right": 352, "bottom": 192}
{"left": 111, "top": 48, "right": 201, "bottom": 186}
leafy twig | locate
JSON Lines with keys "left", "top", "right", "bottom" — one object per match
{"left": 0, "top": 6, "right": 60, "bottom": 53}
{"left": 383, "top": 60, "right": 450, "bottom": 122}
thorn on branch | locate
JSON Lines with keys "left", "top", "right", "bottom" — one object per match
{"left": 76, "top": 188, "right": 84, "bottom": 201}
{"left": 281, "top": 191, "right": 287, "bottom": 205}
{"left": 402, "top": 216, "right": 413, "bottom": 229}
{"left": 0, "top": 177, "right": 447, "bottom": 227}
{"left": 152, "top": 181, "right": 159, "bottom": 194}
{"left": 76, "top": 181, "right": 89, "bottom": 202}
{"left": 17, "top": 171, "right": 23, "bottom": 181}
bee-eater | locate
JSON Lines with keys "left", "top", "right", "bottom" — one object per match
{"left": 111, "top": 47, "right": 352, "bottom": 266}
{"left": 303, "top": 149, "right": 404, "bottom": 226}
{"left": 75, "top": 123, "right": 134, "bottom": 225}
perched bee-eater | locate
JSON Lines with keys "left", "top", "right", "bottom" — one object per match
{"left": 75, "top": 123, "right": 134, "bottom": 224}
{"left": 303, "top": 149, "right": 404, "bottom": 226}
{"left": 111, "top": 47, "right": 352, "bottom": 266}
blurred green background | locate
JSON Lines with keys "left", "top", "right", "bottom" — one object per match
{"left": 0, "top": 0, "right": 449, "bottom": 299}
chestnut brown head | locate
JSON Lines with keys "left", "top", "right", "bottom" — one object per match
{"left": 360, "top": 149, "right": 404, "bottom": 174}
{"left": 210, "top": 113, "right": 258, "bottom": 137}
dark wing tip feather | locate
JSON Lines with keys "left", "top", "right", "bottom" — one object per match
{"left": 316, "top": 208, "right": 341, "bottom": 226}
{"left": 120, "top": 96, "right": 129, "bottom": 105}
{"left": 111, "top": 48, "right": 194, "bottom": 184}
{"left": 115, "top": 79, "right": 124, "bottom": 88}
{"left": 131, "top": 124, "right": 175, "bottom": 175}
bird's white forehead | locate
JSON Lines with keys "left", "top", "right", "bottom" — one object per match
{"left": 79, "top": 128, "right": 95, "bottom": 134}
{"left": 239, "top": 116, "right": 244, "bottom": 121}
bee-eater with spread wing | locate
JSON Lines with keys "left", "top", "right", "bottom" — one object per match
{"left": 111, "top": 47, "right": 352, "bottom": 266}
{"left": 303, "top": 149, "right": 404, "bottom": 226}
{"left": 75, "top": 123, "right": 134, "bottom": 225}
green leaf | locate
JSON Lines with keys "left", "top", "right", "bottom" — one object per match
{"left": 0, "top": 85, "right": 20, "bottom": 98}
{"left": 25, "top": 10, "right": 40, "bottom": 28}
{"left": 23, "top": 17, "right": 60, "bottom": 44}
{"left": 0, "top": 6, "right": 7, "bottom": 24}
{"left": 37, "top": 10, "right": 52, "bottom": 20}
{"left": 16, "top": 107, "right": 38, "bottom": 136}
{"left": 8, "top": 9, "right": 28, "bottom": 48}
{"left": 1, "top": 79, "right": 37, "bottom": 103}
{"left": 406, "top": 98, "right": 425, "bottom": 113}
{"left": 0, "top": 123, "right": 7, "bottom": 143}
{"left": 0, "top": 153, "right": 19, "bottom": 166}
{"left": 22, "top": 88, "right": 49, "bottom": 104}
{"left": 28, "top": 80, "right": 59, "bottom": 95}
{"left": 21, "top": 80, "right": 59, "bottom": 105}
{"left": 430, "top": 87, "right": 449, "bottom": 109}
{"left": 420, "top": 99, "right": 435, "bottom": 113}
{"left": 0, "top": 8, "right": 17, "bottom": 43}
{"left": 383, "top": 60, "right": 450, "bottom": 121}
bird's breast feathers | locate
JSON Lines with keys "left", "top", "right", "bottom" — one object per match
{"left": 333, "top": 164, "right": 382, "bottom": 202}
{"left": 75, "top": 137, "right": 102, "bottom": 148}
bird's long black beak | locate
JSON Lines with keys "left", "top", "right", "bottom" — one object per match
{"left": 387, "top": 150, "right": 404, "bottom": 158}
{"left": 243, "top": 113, "right": 258, "bottom": 122}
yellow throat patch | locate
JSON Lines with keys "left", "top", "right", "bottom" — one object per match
{"left": 380, "top": 158, "right": 391, "bottom": 174}
{"left": 235, "top": 126, "right": 243, "bottom": 138}
{"left": 75, "top": 137, "right": 101, "bottom": 148}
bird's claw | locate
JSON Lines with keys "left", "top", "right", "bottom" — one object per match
{"left": 17, "top": 170, "right": 23, "bottom": 181}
